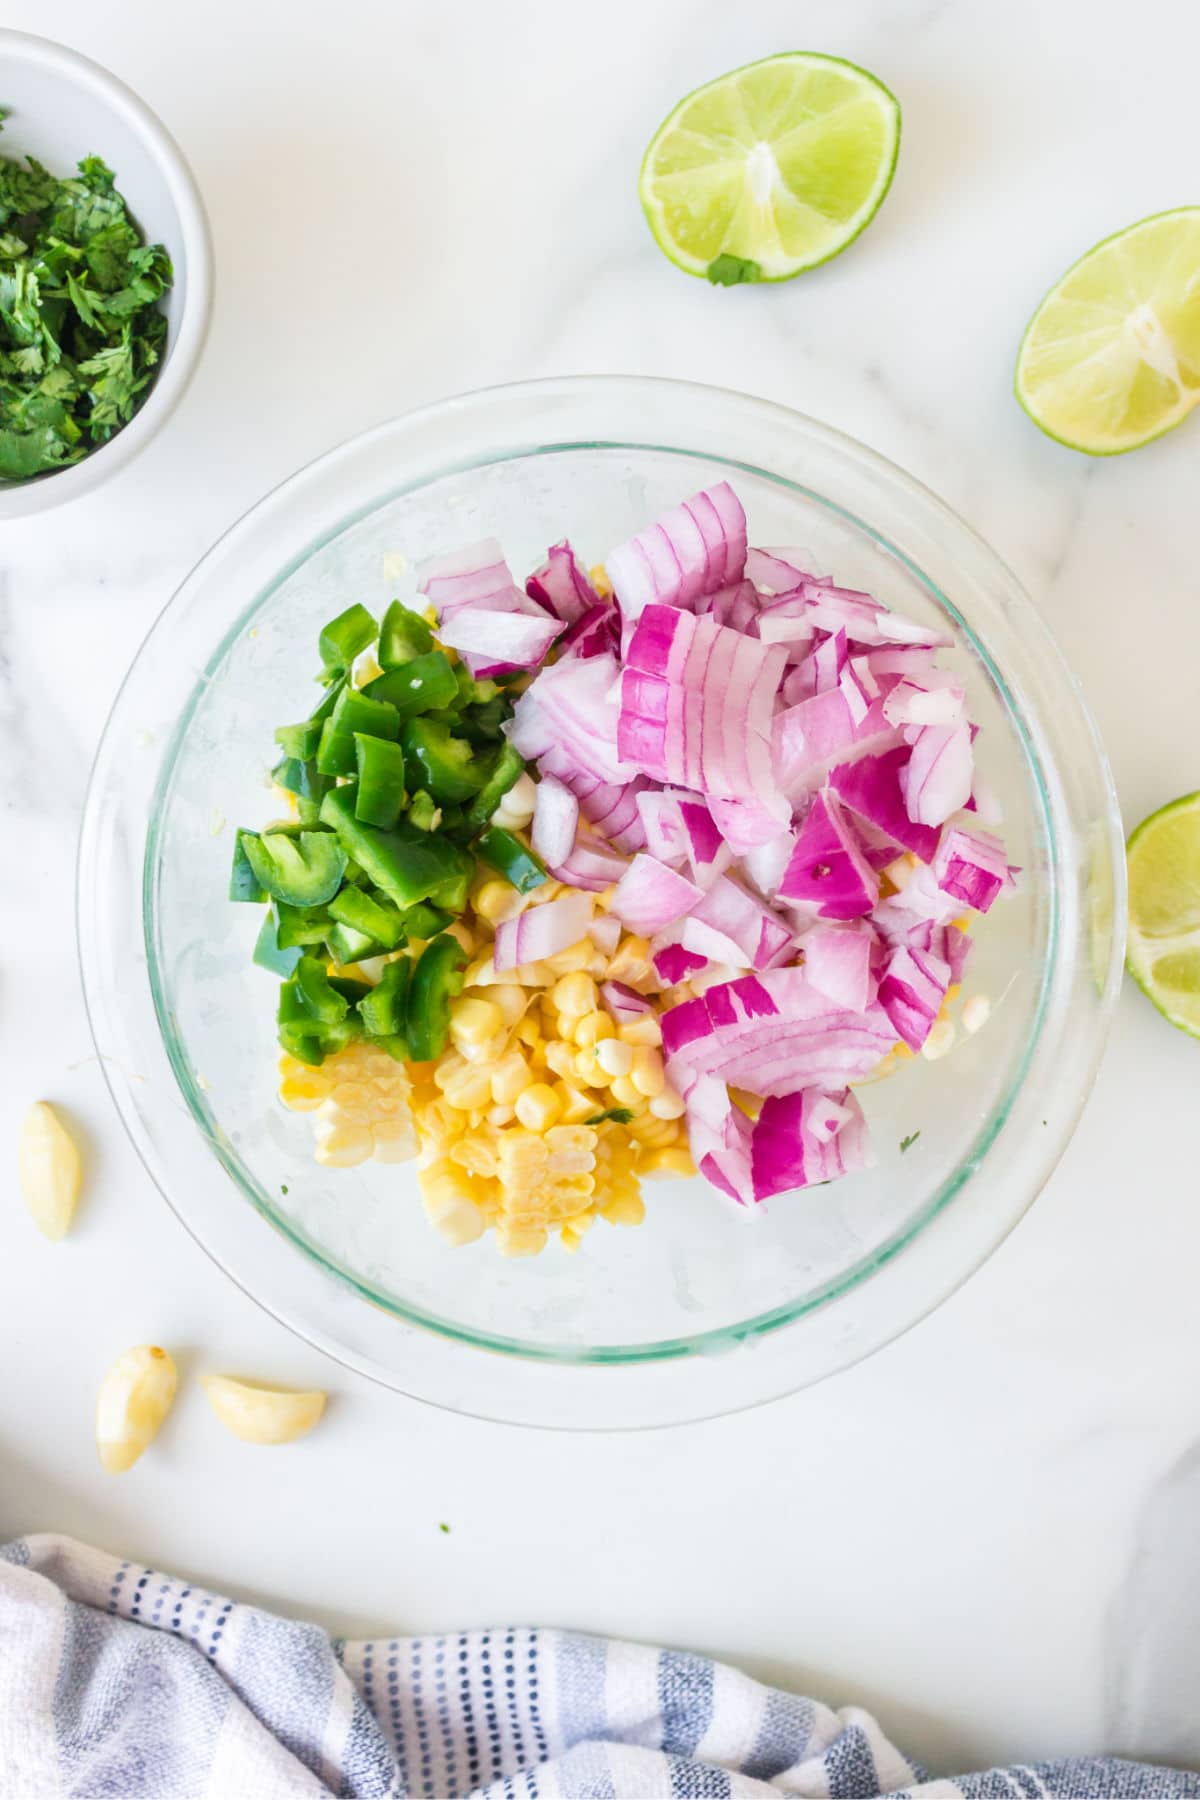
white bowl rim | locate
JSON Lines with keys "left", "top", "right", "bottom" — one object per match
{"left": 0, "top": 28, "right": 214, "bottom": 518}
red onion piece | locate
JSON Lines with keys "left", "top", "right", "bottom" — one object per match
{"left": 902, "top": 722, "right": 974, "bottom": 827}
{"left": 438, "top": 606, "right": 561, "bottom": 678}
{"left": 493, "top": 892, "right": 592, "bottom": 972}
{"left": 877, "top": 944, "right": 951, "bottom": 1050}
{"left": 508, "top": 653, "right": 631, "bottom": 786}
{"left": 531, "top": 774, "right": 578, "bottom": 870}
{"left": 801, "top": 925, "right": 876, "bottom": 1013}
{"left": 933, "top": 826, "right": 1009, "bottom": 913}
{"left": 600, "top": 981, "right": 652, "bottom": 1024}
{"left": 829, "top": 748, "right": 941, "bottom": 863}
{"left": 610, "top": 854, "right": 703, "bottom": 936}
{"left": 777, "top": 791, "right": 879, "bottom": 919}
{"left": 525, "top": 541, "right": 598, "bottom": 625}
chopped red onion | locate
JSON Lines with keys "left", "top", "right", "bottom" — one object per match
{"left": 508, "top": 653, "right": 630, "bottom": 786}
{"left": 525, "top": 541, "right": 599, "bottom": 625}
{"left": 829, "top": 748, "right": 941, "bottom": 862}
{"left": 902, "top": 721, "right": 974, "bottom": 827}
{"left": 877, "top": 944, "right": 951, "bottom": 1050}
{"left": 611, "top": 854, "right": 703, "bottom": 936}
{"left": 801, "top": 925, "right": 876, "bottom": 1013}
{"left": 438, "top": 606, "right": 561, "bottom": 679}
{"left": 531, "top": 774, "right": 579, "bottom": 870}
{"left": 777, "top": 791, "right": 879, "bottom": 919}
{"left": 607, "top": 482, "right": 746, "bottom": 621}
{"left": 933, "top": 826, "right": 1009, "bottom": 913}
{"left": 493, "top": 892, "right": 592, "bottom": 972}
{"left": 600, "top": 981, "right": 652, "bottom": 1024}
{"left": 663, "top": 967, "right": 897, "bottom": 1096}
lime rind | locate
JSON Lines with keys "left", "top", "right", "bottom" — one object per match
{"left": 1015, "top": 206, "right": 1200, "bottom": 456}
{"left": 1125, "top": 789, "right": 1200, "bottom": 1038}
{"left": 639, "top": 52, "right": 901, "bottom": 285}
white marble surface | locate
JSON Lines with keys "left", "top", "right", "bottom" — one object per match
{"left": 3, "top": 0, "right": 1200, "bottom": 1779}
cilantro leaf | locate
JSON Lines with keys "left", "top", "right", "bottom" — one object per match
{"left": 706, "top": 253, "right": 763, "bottom": 286}
{"left": 899, "top": 1131, "right": 921, "bottom": 1153}
{"left": 586, "top": 1107, "right": 635, "bottom": 1125}
{"left": 0, "top": 113, "right": 173, "bottom": 481}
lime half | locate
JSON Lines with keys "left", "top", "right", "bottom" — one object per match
{"left": 1126, "top": 792, "right": 1200, "bottom": 1038}
{"left": 1016, "top": 209, "right": 1200, "bottom": 454}
{"left": 640, "top": 53, "right": 901, "bottom": 285}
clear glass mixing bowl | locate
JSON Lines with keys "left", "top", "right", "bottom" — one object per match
{"left": 78, "top": 377, "right": 1124, "bottom": 1428}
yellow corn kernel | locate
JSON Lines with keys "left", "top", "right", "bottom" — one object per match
{"left": 463, "top": 953, "right": 497, "bottom": 987}
{"left": 514, "top": 1083, "right": 562, "bottom": 1132}
{"left": 514, "top": 960, "right": 556, "bottom": 987}
{"left": 649, "top": 1086, "right": 685, "bottom": 1121}
{"left": 370, "top": 1117, "right": 418, "bottom": 1162}
{"left": 315, "top": 1123, "right": 375, "bottom": 1167}
{"left": 607, "top": 935, "right": 651, "bottom": 984}
{"left": 485, "top": 984, "right": 528, "bottom": 1027}
{"left": 543, "top": 1040, "right": 577, "bottom": 1080}
{"left": 279, "top": 1071, "right": 330, "bottom": 1112}
{"left": 618, "top": 1014, "right": 662, "bottom": 1048}
{"left": 447, "top": 1071, "right": 494, "bottom": 1112}
{"left": 487, "top": 1103, "right": 515, "bottom": 1127}
{"left": 573, "top": 1010, "right": 616, "bottom": 1048}
{"left": 573, "top": 1047, "right": 606, "bottom": 1087}
{"left": 423, "top": 1186, "right": 486, "bottom": 1246}
{"left": 599, "top": 1188, "right": 646, "bottom": 1225}
{"left": 528, "top": 880, "right": 564, "bottom": 905}
{"left": 474, "top": 880, "right": 523, "bottom": 924}
{"left": 589, "top": 562, "right": 613, "bottom": 598}
{"left": 496, "top": 1130, "right": 550, "bottom": 1174}
{"left": 608, "top": 1075, "right": 642, "bottom": 1109}
{"left": 545, "top": 1123, "right": 597, "bottom": 1163}
{"left": 514, "top": 1019, "right": 542, "bottom": 1053}
{"left": 450, "top": 1133, "right": 499, "bottom": 1178}
{"left": 595, "top": 1036, "right": 634, "bottom": 1079}
{"left": 632, "top": 1121, "right": 678, "bottom": 1153}
{"left": 490, "top": 1050, "right": 531, "bottom": 1105}
{"left": 629, "top": 1046, "right": 665, "bottom": 1097}
{"left": 450, "top": 996, "right": 504, "bottom": 1046}
{"left": 447, "top": 919, "right": 475, "bottom": 955}
{"left": 546, "top": 938, "right": 593, "bottom": 974}
{"left": 552, "top": 972, "right": 597, "bottom": 1018}
{"left": 496, "top": 1221, "right": 549, "bottom": 1258}
{"left": 639, "top": 1148, "right": 697, "bottom": 1180}
{"left": 553, "top": 1082, "right": 596, "bottom": 1124}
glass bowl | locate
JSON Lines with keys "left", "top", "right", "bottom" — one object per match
{"left": 78, "top": 376, "right": 1124, "bottom": 1429}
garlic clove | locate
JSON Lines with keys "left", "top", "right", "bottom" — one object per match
{"left": 200, "top": 1375, "right": 326, "bottom": 1445}
{"left": 19, "top": 1101, "right": 83, "bottom": 1240}
{"left": 96, "top": 1345, "right": 178, "bottom": 1474}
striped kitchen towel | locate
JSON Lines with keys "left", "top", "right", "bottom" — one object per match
{"left": 0, "top": 1536, "right": 1195, "bottom": 1799}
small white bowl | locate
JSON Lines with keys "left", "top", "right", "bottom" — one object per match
{"left": 0, "top": 30, "right": 213, "bottom": 518}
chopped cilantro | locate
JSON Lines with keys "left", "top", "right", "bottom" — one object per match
{"left": 0, "top": 112, "right": 173, "bottom": 481}
{"left": 585, "top": 1107, "right": 635, "bottom": 1125}
{"left": 280, "top": 1183, "right": 289, "bottom": 1195}
{"left": 706, "top": 253, "right": 762, "bottom": 286}
{"left": 439, "top": 1522, "right": 450, "bottom": 1535}
{"left": 899, "top": 1131, "right": 920, "bottom": 1153}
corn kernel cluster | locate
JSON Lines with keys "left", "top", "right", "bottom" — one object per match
{"left": 278, "top": 878, "right": 697, "bottom": 1256}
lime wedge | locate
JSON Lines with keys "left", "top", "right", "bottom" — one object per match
{"left": 639, "top": 53, "right": 901, "bottom": 284}
{"left": 1126, "top": 792, "right": 1200, "bottom": 1038}
{"left": 1016, "top": 209, "right": 1200, "bottom": 454}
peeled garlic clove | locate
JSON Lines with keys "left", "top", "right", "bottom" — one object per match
{"left": 200, "top": 1375, "right": 326, "bottom": 1445}
{"left": 19, "top": 1101, "right": 83, "bottom": 1240}
{"left": 96, "top": 1345, "right": 178, "bottom": 1474}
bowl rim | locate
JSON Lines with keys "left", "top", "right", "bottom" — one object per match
{"left": 78, "top": 374, "right": 1128, "bottom": 1426}
{"left": 0, "top": 28, "right": 214, "bottom": 519}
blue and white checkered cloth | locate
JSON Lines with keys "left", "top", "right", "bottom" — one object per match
{"left": 1, "top": 1536, "right": 1195, "bottom": 1799}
